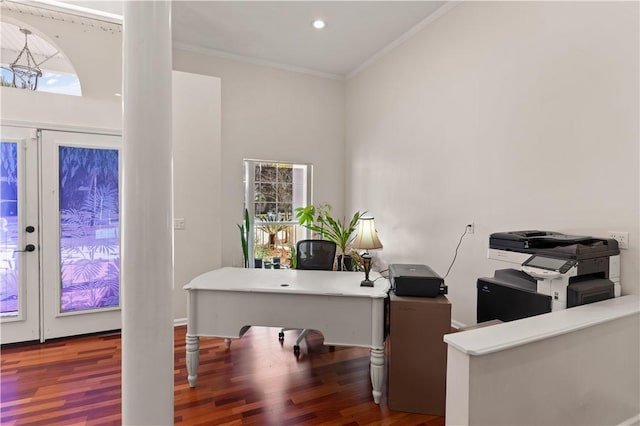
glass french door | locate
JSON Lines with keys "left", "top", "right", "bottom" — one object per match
{"left": 0, "top": 127, "right": 122, "bottom": 343}
{"left": 1, "top": 127, "right": 39, "bottom": 343}
{"left": 40, "top": 130, "right": 121, "bottom": 340}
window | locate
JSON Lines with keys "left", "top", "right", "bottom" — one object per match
{"left": 244, "top": 160, "right": 311, "bottom": 268}
{"left": 0, "top": 21, "right": 82, "bottom": 96}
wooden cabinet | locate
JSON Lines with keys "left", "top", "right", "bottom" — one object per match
{"left": 387, "top": 293, "right": 451, "bottom": 415}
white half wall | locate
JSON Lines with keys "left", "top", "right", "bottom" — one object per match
{"left": 345, "top": 1, "right": 640, "bottom": 326}
{"left": 465, "top": 315, "right": 640, "bottom": 425}
{"left": 173, "top": 48, "right": 346, "bottom": 268}
{"left": 444, "top": 296, "right": 640, "bottom": 426}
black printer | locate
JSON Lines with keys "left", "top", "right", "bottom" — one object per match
{"left": 389, "top": 264, "right": 447, "bottom": 297}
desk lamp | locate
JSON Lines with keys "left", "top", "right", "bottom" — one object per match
{"left": 352, "top": 217, "right": 383, "bottom": 287}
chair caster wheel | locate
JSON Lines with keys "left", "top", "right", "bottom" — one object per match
{"left": 278, "top": 332, "right": 284, "bottom": 341}
{"left": 293, "top": 345, "right": 300, "bottom": 354}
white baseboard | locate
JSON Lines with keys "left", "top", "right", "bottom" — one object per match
{"left": 619, "top": 413, "right": 640, "bottom": 426}
{"left": 451, "top": 319, "right": 467, "bottom": 330}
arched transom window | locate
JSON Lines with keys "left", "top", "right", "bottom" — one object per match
{"left": 1, "top": 20, "right": 81, "bottom": 96}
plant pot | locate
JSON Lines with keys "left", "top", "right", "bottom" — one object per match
{"left": 336, "top": 255, "right": 353, "bottom": 271}
{"left": 254, "top": 259, "right": 263, "bottom": 269}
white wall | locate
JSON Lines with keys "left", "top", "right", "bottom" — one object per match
{"left": 172, "top": 70, "right": 222, "bottom": 319}
{"left": 173, "top": 48, "right": 346, "bottom": 268}
{"left": 345, "top": 1, "right": 639, "bottom": 326}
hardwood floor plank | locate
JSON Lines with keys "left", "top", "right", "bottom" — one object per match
{"left": 1, "top": 326, "right": 445, "bottom": 425}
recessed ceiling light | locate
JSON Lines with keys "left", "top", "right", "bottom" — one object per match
{"left": 312, "top": 19, "right": 326, "bottom": 30}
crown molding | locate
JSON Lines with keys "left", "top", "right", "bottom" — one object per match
{"left": 173, "top": 42, "right": 345, "bottom": 81}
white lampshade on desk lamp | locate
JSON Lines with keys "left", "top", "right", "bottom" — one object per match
{"left": 352, "top": 217, "right": 383, "bottom": 287}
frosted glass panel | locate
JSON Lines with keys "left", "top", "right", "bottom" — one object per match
{"left": 59, "top": 146, "right": 119, "bottom": 312}
{"left": 0, "top": 142, "right": 19, "bottom": 316}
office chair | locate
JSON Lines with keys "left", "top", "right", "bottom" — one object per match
{"left": 279, "top": 239, "right": 336, "bottom": 354}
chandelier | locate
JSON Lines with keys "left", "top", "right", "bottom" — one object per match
{"left": 9, "top": 28, "right": 42, "bottom": 90}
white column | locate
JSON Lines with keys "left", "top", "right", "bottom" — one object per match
{"left": 122, "top": 2, "right": 174, "bottom": 425}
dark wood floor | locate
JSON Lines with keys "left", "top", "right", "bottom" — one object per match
{"left": 1, "top": 326, "right": 445, "bottom": 425}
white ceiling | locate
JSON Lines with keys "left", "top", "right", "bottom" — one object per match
{"left": 61, "top": 1, "right": 447, "bottom": 79}
{"left": 171, "top": 1, "right": 446, "bottom": 78}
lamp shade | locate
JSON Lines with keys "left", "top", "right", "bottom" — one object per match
{"left": 352, "top": 217, "right": 383, "bottom": 250}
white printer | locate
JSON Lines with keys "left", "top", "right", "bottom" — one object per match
{"left": 478, "top": 230, "right": 620, "bottom": 322}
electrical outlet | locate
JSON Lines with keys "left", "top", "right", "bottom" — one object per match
{"left": 466, "top": 222, "right": 474, "bottom": 234}
{"left": 608, "top": 231, "right": 628, "bottom": 249}
{"left": 174, "top": 218, "right": 186, "bottom": 230}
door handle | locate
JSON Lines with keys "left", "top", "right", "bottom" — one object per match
{"left": 16, "top": 244, "right": 36, "bottom": 252}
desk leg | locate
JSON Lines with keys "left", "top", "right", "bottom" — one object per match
{"left": 370, "top": 347, "right": 384, "bottom": 404}
{"left": 186, "top": 334, "right": 199, "bottom": 387}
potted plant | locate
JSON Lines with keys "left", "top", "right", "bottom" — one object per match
{"left": 254, "top": 245, "right": 267, "bottom": 269}
{"left": 296, "top": 203, "right": 364, "bottom": 271}
{"left": 322, "top": 211, "right": 365, "bottom": 270}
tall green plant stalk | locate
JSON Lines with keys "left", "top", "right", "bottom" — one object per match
{"left": 237, "top": 208, "right": 250, "bottom": 268}
{"left": 289, "top": 243, "right": 297, "bottom": 269}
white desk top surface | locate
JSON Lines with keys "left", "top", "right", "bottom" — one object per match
{"left": 445, "top": 295, "right": 640, "bottom": 356}
{"left": 184, "top": 267, "right": 390, "bottom": 298}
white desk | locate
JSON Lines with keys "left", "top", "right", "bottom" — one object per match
{"left": 184, "top": 267, "right": 390, "bottom": 403}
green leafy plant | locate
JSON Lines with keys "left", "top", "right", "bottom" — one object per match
{"left": 322, "top": 211, "right": 365, "bottom": 270}
{"left": 295, "top": 202, "right": 331, "bottom": 239}
{"left": 237, "top": 208, "right": 250, "bottom": 268}
{"left": 297, "top": 203, "right": 364, "bottom": 271}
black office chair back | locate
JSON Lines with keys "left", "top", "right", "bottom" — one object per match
{"left": 296, "top": 239, "right": 336, "bottom": 271}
